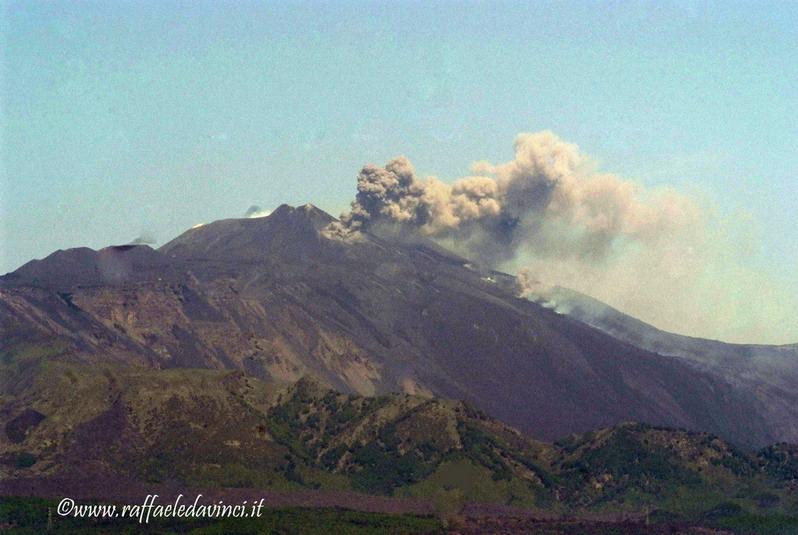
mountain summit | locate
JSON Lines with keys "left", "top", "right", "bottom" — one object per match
{"left": 160, "top": 204, "right": 336, "bottom": 262}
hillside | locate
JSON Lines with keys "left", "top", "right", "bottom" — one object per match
{"left": 1, "top": 204, "right": 796, "bottom": 448}
{"left": 535, "top": 287, "right": 798, "bottom": 442}
{"left": 537, "top": 286, "right": 798, "bottom": 388}
{"left": 2, "top": 361, "right": 796, "bottom": 522}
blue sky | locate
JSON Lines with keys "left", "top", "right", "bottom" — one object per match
{"left": 2, "top": 1, "right": 796, "bottom": 337}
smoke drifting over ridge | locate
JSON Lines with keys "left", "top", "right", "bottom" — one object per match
{"left": 129, "top": 233, "right": 157, "bottom": 246}
{"left": 334, "top": 131, "right": 797, "bottom": 344}
{"left": 244, "top": 205, "right": 271, "bottom": 218}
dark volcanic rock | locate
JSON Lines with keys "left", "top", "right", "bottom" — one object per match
{"left": 5, "top": 409, "right": 46, "bottom": 444}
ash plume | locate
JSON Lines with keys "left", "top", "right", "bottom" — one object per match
{"left": 334, "top": 131, "right": 798, "bottom": 344}
{"left": 339, "top": 131, "right": 700, "bottom": 265}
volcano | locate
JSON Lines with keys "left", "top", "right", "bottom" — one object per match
{"left": 2, "top": 204, "right": 796, "bottom": 448}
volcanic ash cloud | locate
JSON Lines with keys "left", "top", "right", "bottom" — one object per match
{"left": 333, "top": 130, "right": 797, "bottom": 344}
{"left": 340, "top": 130, "right": 701, "bottom": 266}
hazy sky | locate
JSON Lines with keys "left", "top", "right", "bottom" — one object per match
{"left": 2, "top": 1, "right": 796, "bottom": 339}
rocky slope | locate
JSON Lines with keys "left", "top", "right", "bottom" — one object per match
{"left": 1, "top": 204, "right": 796, "bottom": 447}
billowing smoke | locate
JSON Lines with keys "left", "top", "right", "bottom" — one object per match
{"left": 244, "top": 205, "right": 271, "bottom": 218}
{"left": 334, "top": 131, "right": 798, "bottom": 344}
{"left": 339, "top": 131, "right": 701, "bottom": 265}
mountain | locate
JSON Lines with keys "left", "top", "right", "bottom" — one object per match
{"left": 2, "top": 361, "right": 797, "bottom": 519}
{"left": 1, "top": 243, "right": 173, "bottom": 288}
{"left": 535, "top": 286, "right": 798, "bottom": 386}
{"left": 534, "top": 287, "right": 798, "bottom": 442}
{"left": 1, "top": 204, "right": 796, "bottom": 448}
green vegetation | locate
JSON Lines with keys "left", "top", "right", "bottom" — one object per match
{"left": 759, "top": 443, "right": 798, "bottom": 482}
{"left": 710, "top": 511, "right": 798, "bottom": 535}
{"left": 13, "top": 452, "right": 37, "bottom": 469}
{"left": 399, "top": 459, "right": 537, "bottom": 508}
{"left": 0, "top": 497, "right": 442, "bottom": 534}
{"left": 260, "top": 380, "right": 552, "bottom": 499}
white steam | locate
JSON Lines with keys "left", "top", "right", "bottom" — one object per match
{"left": 128, "top": 233, "right": 157, "bottom": 245}
{"left": 244, "top": 205, "right": 272, "bottom": 218}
